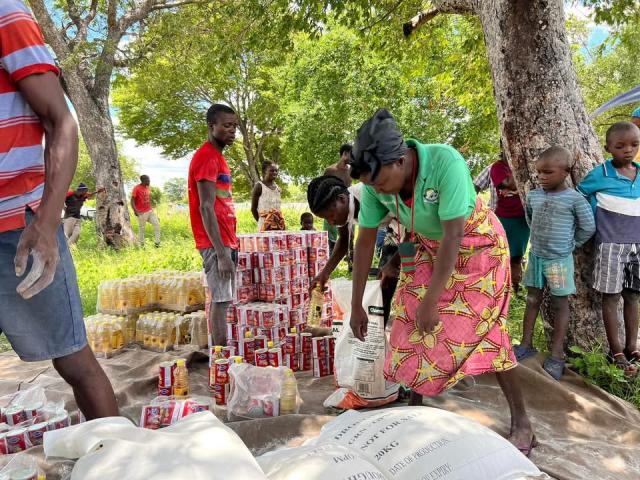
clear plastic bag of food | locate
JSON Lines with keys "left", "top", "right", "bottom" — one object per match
{"left": 0, "top": 453, "right": 45, "bottom": 479}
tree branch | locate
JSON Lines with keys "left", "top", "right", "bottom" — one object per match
{"left": 403, "top": 0, "right": 477, "bottom": 37}
{"left": 119, "top": 0, "right": 206, "bottom": 34}
{"left": 28, "top": 0, "right": 71, "bottom": 60}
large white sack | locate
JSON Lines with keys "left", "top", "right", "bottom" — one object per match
{"left": 314, "top": 407, "right": 544, "bottom": 480}
{"left": 326, "top": 279, "right": 398, "bottom": 409}
{"left": 257, "top": 443, "right": 386, "bottom": 480}
{"left": 43, "top": 411, "right": 267, "bottom": 480}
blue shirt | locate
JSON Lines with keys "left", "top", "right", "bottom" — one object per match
{"left": 525, "top": 188, "right": 595, "bottom": 258}
{"left": 577, "top": 160, "right": 640, "bottom": 244}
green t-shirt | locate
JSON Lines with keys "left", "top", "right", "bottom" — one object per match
{"left": 358, "top": 140, "right": 476, "bottom": 240}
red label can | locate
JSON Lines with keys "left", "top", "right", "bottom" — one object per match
{"left": 158, "top": 361, "right": 175, "bottom": 388}
{"left": 312, "top": 337, "right": 327, "bottom": 358}
{"left": 6, "top": 427, "right": 28, "bottom": 453}
{"left": 268, "top": 347, "right": 283, "bottom": 367}
{"left": 300, "top": 333, "right": 313, "bottom": 353}
{"left": 300, "top": 353, "right": 313, "bottom": 371}
{"left": 254, "top": 335, "right": 267, "bottom": 350}
{"left": 0, "top": 433, "right": 7, "bottom": 455}
{"left": 255, "top": 348, "right": 269, "bottom": 367}
{"left": 284, "top": 333, "right": 298, "bottom": 354}
{"left": 157, "top": 386, "right": 172, "bottom": 397}
{"left": 324, "top": 335, "right": 335, "bottom": 357}
{"left": 23, "top": 402, "right": 42, "bottom": 421}
{"left": 141, "top": 405, "right": 162, "bottom": 430}
{"left": 27, "top": 422, "right": 48, "bottom": 446}
{"left": 285, "top": 353, "right": 299, "bottom": 372}
{"left": 222, "top": 345, "right": 234, "bottom": 358}
{"left": 49, "top": 412, "right": 70, "bottom": 431}
{"left": 328, "top": 354, "right": 335, "bottom": 374}
{"left": 212, "top": 383, "right": 229, "bottom": 405}
{"left": 241, "top": 337, "right": 256, "bottom": 364}
{"left": 313, "top": 357, "right": 330, "bottom": 378}
{"left": 5, "top": 406, "right": 25, "bottom": 427}
{"left": 214, "top": 359, "right": 230, "bottom": 384}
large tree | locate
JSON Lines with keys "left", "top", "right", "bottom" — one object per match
{"left": 28, "top": 0, "right": 202, "bottom": 248}
{"left": 403, "top": 0, "right": 605, "bottom": 349}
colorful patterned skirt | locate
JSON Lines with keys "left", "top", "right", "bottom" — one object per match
{"left": 384, "top": 199, "right": 517, "bottom": 396}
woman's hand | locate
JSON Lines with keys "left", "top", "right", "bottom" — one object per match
{"left": 415, "top": 297, "right": 440, "bottom": 336}
{"left": 350, "top": 304, "right": 369, "bottom": 341}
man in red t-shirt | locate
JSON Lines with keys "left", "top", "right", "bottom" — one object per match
{"left": 131, "top": 175, "right": 161, "bottom": 247}
{"left": 188, "top": 104, "right": 239, "bottom": 346}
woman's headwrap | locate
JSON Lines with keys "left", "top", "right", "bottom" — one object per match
{"left": 350, "top": 108, "right": 406, "bottom": 181}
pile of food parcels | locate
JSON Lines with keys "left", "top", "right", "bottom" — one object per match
{"left": 85, "top": 310, "right": 208, "bottom": 358}
{"left": 0, "top": 387, "right": 74, "bottom": 461}
{"left": 97, "top": 271, "right": 205, "bottom": 315}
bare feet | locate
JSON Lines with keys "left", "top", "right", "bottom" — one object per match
{"left": 508, "top": 425, "right": 537, "bottom": 457}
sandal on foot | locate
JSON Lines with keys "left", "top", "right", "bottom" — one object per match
{"left": 623, "top": 348, "right": 640, "bottom": 366}
{"left": 513, "top": 434, "right": 538, "bottom": 458}
{"left": 613, "top": 353, "right": 638, "bottom": 378}
{"left": 513, "top": 344, "right": 538, "bottom": 362}
{"left": 543, "top": 356, "right": 565, "bottom": 381}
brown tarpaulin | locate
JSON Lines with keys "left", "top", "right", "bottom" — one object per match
{"left": 0, "top": 348, "right": 638, "bottom": 480}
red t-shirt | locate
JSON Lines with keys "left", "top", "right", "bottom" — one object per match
{"left": 131, "top": 184, "right": 152, "bottom": 213}
{"left": 490, "top": 160, "right": 525, "bottom": 218}
{"left": 188, "top": 142, "right": 238, "bottom": 249}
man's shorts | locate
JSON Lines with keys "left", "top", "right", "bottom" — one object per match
{"left": 523, "top": 252, "right": 575, "bottom": 296}
{"left": 200, "top": 247, "right": 237, "bottom": 303}
{"left": 593, "top": 242, "right": 640, "bottom": 294}
{"left": 0, "top": 213, "right": 87, "bottom": 362}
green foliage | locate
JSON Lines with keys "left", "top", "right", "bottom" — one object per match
{"left": 71, "top": 139, "right": 139, "bottom": 191}
{"left": 580, "top": 0, "right": 639, "bottom": 26}
{"left": 569, "top": 345, "right": 640, "bottom": 408}
{"left": 149, "top": 186, "right": 162, "bottom": 207}
{"left": 163, "top": 177, "right": 187, "bottom": 203}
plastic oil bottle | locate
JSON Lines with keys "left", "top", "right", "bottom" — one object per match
{"left": 96, "top": 321, "right": 112, "bottom": 357}
{"left": 307, "top": 285, "right": 324, "bottom": 327}
{"left": 173, "top": 359, "right": 190, "bottom": 399}
{"left": 280, "top": 368, "right": 297, "bottom": 415}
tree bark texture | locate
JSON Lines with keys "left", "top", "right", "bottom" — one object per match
{"left": 475, "top": 0, "right": 606, "bottom": 350}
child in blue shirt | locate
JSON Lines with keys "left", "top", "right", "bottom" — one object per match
{"left": 514, "top": 147, "right": 595, "bottom": 380}
{"left": 578, "top": 122, "right": 640, "bottom": 377}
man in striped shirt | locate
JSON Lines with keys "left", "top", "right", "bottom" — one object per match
{"left": 0, "top": 0, "right": 117, "bottom": 418}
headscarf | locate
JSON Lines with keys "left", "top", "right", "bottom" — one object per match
{"left": 350, "top": 108, "right": 406, "bottom": 181}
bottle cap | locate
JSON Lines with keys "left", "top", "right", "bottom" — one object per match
{"left": 234, "top": 357, "right": 243, "bottom": 363}
{"left": 267, "top": 341, "right": 274, "bottom": 348}
{"left": 176, "top": 359, "right": 185, "bottom": 367}
{"left": 244, "top": 331, "right": 253, "bottom": 338}
{"left": 291, "top": 327, "right": 297, "bottom": 334}
{"left": 214, "top": 345, "right": 222, "bottom": 352}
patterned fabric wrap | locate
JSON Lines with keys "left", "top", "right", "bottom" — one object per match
{"left": 259, "top": 209, "right": 286, "bottom": 231}
{"left": 384, "top": 198, "right": 517, "bottom": 396}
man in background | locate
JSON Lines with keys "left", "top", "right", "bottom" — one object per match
{"left": 0, "top": 0, "right": 117, "bottom": 419}
{"left": 131, "top": 174, "right": 160, "bottom": 247}
{"left": 63, "top": 183, "right": 103, "bottom": 245}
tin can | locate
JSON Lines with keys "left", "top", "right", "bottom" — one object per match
{"left": 22, "top": 402, "right": 42, "bottom": 421}
{"left": 284, "top": 353, "right": 299, "bottom": 372}
{"left": 212, "top": 383, "right": 229, "bottom": 405}
{"left": 254, "top": 348, "right": 269, "bottom": 367}
{"left": 268, "top": 347, "right": 283, "bottom": 367}
{"left": 253, "top": 334, "right": 267, "bottom": 350}
{"left": 312, "top": 337, "right": 327, "bottom": 358}
{"left": 157, "top": 386, "right": 172, "bottom": 397}
{"left": 0, "top": 433, "right": 7, "bottom": 455}
{"left": 222, "top": 346, "right": 235, "bottom": 358}
{"left": 241, "top": 337, "right": 255, "bottom": 364}
{"left": 27, "top": 422, "right": 48, "bottom": 446}
{"left": 158, "top": 361, "right": 175, "bottom": 388}
{"left": 300, "top": 353, "right": 313, "bottom": 371}
{"left": 328, "top": 354, "right": 335, "bottom": 374}
{"left": 225, "top": 305, "right": 236, "bottom": 323}
{"left": 324, "top": 335, "right": 335, "bottom": 357}
{"left": 313, "top": 357, "right": 330, "bottom": 378}
{"left": 0, "top": 407, "right": 5, "bottom": 424}
{"left": 6, "top": 427, "right": 28, "bottom": 453}
{"left": 300, "top": 333, "right": 313, "bottom": 353}
{"left": 284, "top": 333, "right": 298, "bottom": 354}
{"left": 49, "top": 412, "right": 70, "bottom": 430}
{"left": 141, "top": 405, "right": 162, "bottom": 430}
{"left": 214, "top": 359, "right": 230, "bottom": 384}
{"left": 5, "top": 406, "right": 25, "bottom": 427}
{"left": 259, "top": 309, "right": 277, "bottom": 328}
{"left": 11, "top": 468, "right": 38, "bottom": 480}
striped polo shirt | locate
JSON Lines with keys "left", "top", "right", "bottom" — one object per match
{"left": 0, "top": 0, "right": 59, "bottom": 232}
{"left": 577, "top": 159, "right": 640, "bottom": 244}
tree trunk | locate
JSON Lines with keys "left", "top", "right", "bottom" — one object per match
{"left": 64, "top": 79, "right": 135, "bottom": 248}
{"left": 475, "top": 0, "right": 606, "bottom": 349}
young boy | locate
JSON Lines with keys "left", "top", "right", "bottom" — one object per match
{"left": 300, "top": 212, "right": 316, "bottom": 230}
{"left": 515, "top": 146, "right": 595, "bottom": 380}
{"left": 578, "top": 122, "right": 640, "bottom": 376}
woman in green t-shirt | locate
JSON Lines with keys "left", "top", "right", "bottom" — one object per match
{"left": 348, "top": 109, "right": 536, "bottom": 456}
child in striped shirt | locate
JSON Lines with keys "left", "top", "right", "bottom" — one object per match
{"left": 514, "top": 147, "right": 595, "bottom": 380}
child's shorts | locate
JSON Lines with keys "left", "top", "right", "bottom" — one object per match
{"left": 523, "top": 252, "right": 575, "bottom": 296}
{"left": 593, "top": 242, "right": 640, "bottom": 294}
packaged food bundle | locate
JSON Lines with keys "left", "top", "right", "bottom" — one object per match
{"left": 289, "top": 248, "right": 308, "bottom": 266}
{"left": 181, "top": 311, "right": 208, "bottom": 349}
{"left": 85, "top": 314, "right": 135, "bottom": 358}
{"left": 285, "top": 233, "right": 306, "bottom": 250}
{"left": 235, "top": 270, "right": 253, "bottom": 287}
{"left": 307, "top": 246, "right": 329, "bottom": 263}
{"left": 0, "top": 386, "right": 70, "bottom": 455}
{"left": 236, "top": 252, "right": 252, "bottom": 271}
{"left": 238, "top": 234, "right": 257, "bottom": 252}
{"left": 302, "top": 230, "right": 328, "bottom": 249}
{"left": 225, "top": 304, "right": 237, "bottom": 324}
{"left": 140, "top": 396, "right": 211, "bottom": 430}
{"left": 255, "top": 234, "right": 282, "bottom": 253}
{"left": 253, "top": 251, "right": 287, "bottom": 269}
{"left": 0, "top": 453, "right": 46, "bottom": 479}
{"left": 135, "top": 312, "right": 184, "bottom": 352}
{"left": 308, "top": 260, "right": 328, "bottom": 278}
{"left": 97, "top": 279, "right": 147, "bottom": 315}
{"left": 157, "top": 273, "right": 205, "bottom": 312}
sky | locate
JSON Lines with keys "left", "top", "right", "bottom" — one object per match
{"left": 114, "top": 2, "right": 609, "bottom": 188}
